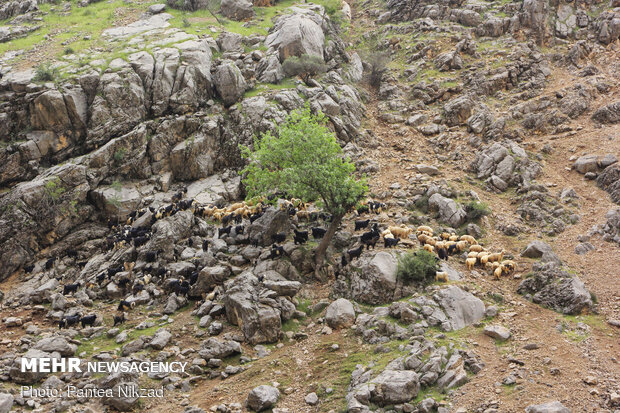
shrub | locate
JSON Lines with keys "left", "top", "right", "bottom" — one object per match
{"left": 414, "top": 194, "right": 429, "bottom": 213}
{"left": 397, "top": 250, "right": 438, "bottom": 284}
{"left": 33, "top": 63, "right": 59, "bottom": 82}
{"left": 282, "top": 54, "right": 327, "bottom": 84}
{"left": 465, "top": 201, "right": 490, "bottom": 222}
{"left": 364, "top": 51, "right": 390, "bottom": 85}
{"left": 182, "top": 17, "right": 191, "bottom": 27}
{"left": 64, "top": 47, "right": 74, "bottom": 55}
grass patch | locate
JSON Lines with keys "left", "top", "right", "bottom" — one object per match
{"left": 243, "top": 78, "right": 297, "bottom": 98}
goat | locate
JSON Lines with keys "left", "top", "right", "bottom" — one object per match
{"left": 437, "top": 247, "right": 448, "bottom": 261}
{"left": 45, "top": 257, "right": 56, "bottom": 270}
{"left": 59, "top": 314, "right": 81, "bottom": 329}
{"left": 311, "top": 227, "right": 327, "bottom": 239}
{"left": 347, "top": 245, "right": 364, "bottom": 262}
{"left": 62, "top": 283, "right": 80, "bottom": 295}
{"left": 423, "top": 244, "right": 434, "bottom": 253}
{"left": 270, "top": 245, "right": 285, "bottom": 259}
{"left": 384, "top": 237, "right": 400, "bottom": 248}
{"left": 293, "top": 228, "right": 309, "bottom": 242}
{"left": 219, "top": 226, "right": 232, "bottom": 237}
{"left": 202, "top": 239, "right": 209, "bottom": 251}
{"left": 117, "top": 300, "right": 135, "bottom": 312}
{"left": 80, "top": 315, "right": 97, "bottom": 328}
{"left": 113, "top": 313, "right": 126, "bottom": 326}
{"left": 354, "top": 220, "right": 370, "bottom": 231}
{"left": 271, "top": 232, "right": 286, "bottom": 244}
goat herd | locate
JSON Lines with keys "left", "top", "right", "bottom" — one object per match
{"left": 23, "top": 193, "right": 516, "bottom": 331}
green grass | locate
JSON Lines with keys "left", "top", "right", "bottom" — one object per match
{"left": 243, "top": 78, "right": 297, "bottom": 98}
{"left": 76, "top": 321, "right": 169, "bottom": 356}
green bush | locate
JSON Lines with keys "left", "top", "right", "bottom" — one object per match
{"left": 64, "top": 47, "right": 75, "bottom": 55}
{"left": 282, "top": 54, "right": 327, "bottom": 84}
{"left": 414, "top": 195, "right": 429, "bottom": 213}
{"left": 33, "top": 63, "right": 59, "bottom": 82}
{"left": 397, "top": 250, "right": 438, "bottom": 284}
{"left": 465, "top": 201, "right": 491, "bottom": 222}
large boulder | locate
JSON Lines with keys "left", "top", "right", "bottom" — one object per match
{"left": 33, "top": 336, "right": 78, "bottom": 356}
{"left": 592, "top": 101, "right": 620, "bottom": 124}
{"left": 148, "top": 328, "right": 172, "bottom": 350}
{"left": 192, "top": 265, "right": 232, "bottom": 296}
{"left": 9, "top": 349, "right": 56, "bottom": 384}
{"left": 443, "top": 95, "right": 474, "bottom": 126}
{"left": 246, "top": 385, "right": 280, "bottom": 411}
{"left": 0, "top": 393, "right": 13, "bottom": 413}
{"left": 521, "top": 240, "right": 561, "bottom": 264}
{"left": 597, "top": 163, "right": 620, "bottom": 204}
{"left": 220, "top": 0, "right": 255, "bottom": 21}
{"left": 517, "top": 262, "right": 592, "bottom": 315}
{"left": 222, "top": 273, "right": 283, "bottom": 344}
{"left": 435, "top": 286, "right": 485, "bottom": 331}
{"left": 347, "top": 252, "right": 398, "bottom": 305}
{"left": 247, "top": 208, "right": 290, "bottom": 247}
{"left": 325, "top": 298, "right": 355, "bottom": 329}
{"left": 198, "top": 337, "right": 242, "bottom": 360}
{"left": 428, "top": 193, "right": 466, "bottom": 227}
{"left": 100, "top": 372, "right": 140, "bottom": 411}
{"left": 214, "top": 61, "right": 248, "bottom": 106}
{"left": 370, "top": 370, "right": 420, "bottom": 405}
{"left": 265, "top": 11, "right": 325, "bottom": 61}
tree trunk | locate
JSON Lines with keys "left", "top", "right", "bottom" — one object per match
{"left": 314, "top": 213, "right": 343, "bottom": 277}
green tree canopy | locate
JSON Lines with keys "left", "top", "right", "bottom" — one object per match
{"left": 241, "top": 105, "right": 367, "bottom": 273}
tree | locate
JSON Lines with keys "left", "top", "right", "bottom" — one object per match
{"left": 241, "top": 106, "right": 367, "bottom": 275}
{"left": 282, "top": 55, "right": 327, "bottom": 85}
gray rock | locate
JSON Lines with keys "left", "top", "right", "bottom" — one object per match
{"left": 435, "top": 286, "right": 485, "bottom": 331}
{"left": 305, "top": 392, "right": 319, "bottom": 405}
{"left": 483, "top": 325, "right": 511, "bottom": 340}
{"left": 347, "top": 251, "right": 398, "bottom": 305}
{"left": 525, "top": 401, "right": 571, "bottom": 413}
{"left": 573, "top": 155, "right": 599, "bottom": 174}
{"left": 428, "top": 193, "right": 466, "bottom": 228}
{"left": 521, "top": 240, "right": 561, "bottom": 264}
{"left": 223, "top": 273, "right": 282, "bottom": 344}
{"left": 214, "top": 61, "right": 248, "bottom": 106}
{"left": 10, "top": 349, "right": 57, "bottom": 384}
{"left": 217, "top": 31, "right": 243, "bottom": 53}
{"left": 247, "top": 208, "right": 290, "bottom": 247}
{"left": 370, "top": 370, "right": 420, "bottom": 405}
{"left": 148, "top": 328, "right": 172, "bottom": 350}
{"left": 246, "top": 385, "right": 280, "bottom": 411}
{"left": 517, "top": 262, "right": 592, "bottom": 315}
{"left": 597, "top": 163, "right": 620, "bottom": 204}
{"left": 4, "top": 317, "right": 22, "bottom": 327}
{"left": 574, "top": 242, "right": 595, "bottom": 255}
{"left": 148, "top": 3, "right": 166, "bottom": 13}
{"left": 0, "top": 393, "right": 13, "bottom": 413}
{"left": 198, "top": 337, "right": 242, "bottom": 360}
{"left": 121, "top": 337, "right": 146, "bottom": 356}
{"left": 220, "top": 0, "right": 254, "bottom": 21}
{"left": 265, "top": 11, "right": 325, "bottom": 61}
{"left": 592, "top": 101, "right": 620, "bottom": 124}
{"left": 33, "top": 336, "right": 77, "bottom": 356}
{"left": 325, "top": 298, "right": 355, "bottom": 329}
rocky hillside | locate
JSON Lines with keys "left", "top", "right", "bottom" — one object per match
{"left": 0, "top": 0, "right": 618, "bottom": 411}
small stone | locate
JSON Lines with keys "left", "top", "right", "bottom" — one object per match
{"left": 304, "top": 392, "right": 319, "bottom": 406}
{"left": 483, "top": 325, "right": 511, "bottom": 341}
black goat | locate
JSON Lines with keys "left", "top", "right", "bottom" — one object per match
{"left": 354, "top": 219, "right": 370, "bottom": 231}
{"left": 117, "top": 300, "right": 135, "bottom": 312}
{"left": 107, "top": 266, "right": 122, "bottom": 279}
{"left": 62, "top": 283, "right": 80, "bottom": 295}
{"left": 45, "top": 257, "right": 56, "bottom": 270}
{"left": 96, "top": 272, "right": 106, "bottom": 285}
{"left": 438, "top": 247, "right": 448, "bottom": 261}
{"left": 24, "top": 264, "right": 35, "bottom": 274}
{"left": 384, "top": 237, "right": 400, "bottom": 248}
{"left": 219, "top": 226, "right": 232, "bottom": 237}
{"left": 113, "top": 313, "right": 126, "bottom": 326}
{"left": 202, "top": 239, "right": 209, "bottom": 251}
{"left": 293, "top": 229, "right": 308, "bottom": 242}
{"left": 59, "top": 314, "right": 81, "bottom": 329}
{"left": 271, "top": 232, "right": 286, "bottom": 244}
{"left": 234, "top": 225, "right": 244, "bottom": 235}
{"left": 270, "top": 245, "right": 285, "bottom": 259}
{"left": 80, "top": 315, "right": 97, "bottom": 328}
{"left": 347, "top": 245, "right": 364, "bottom": 262}
{"left": 145, "top": 250, "right": 158, "bottom": 263}
{"left": 311, "top": 227, "right": 327, "bottom": 239}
